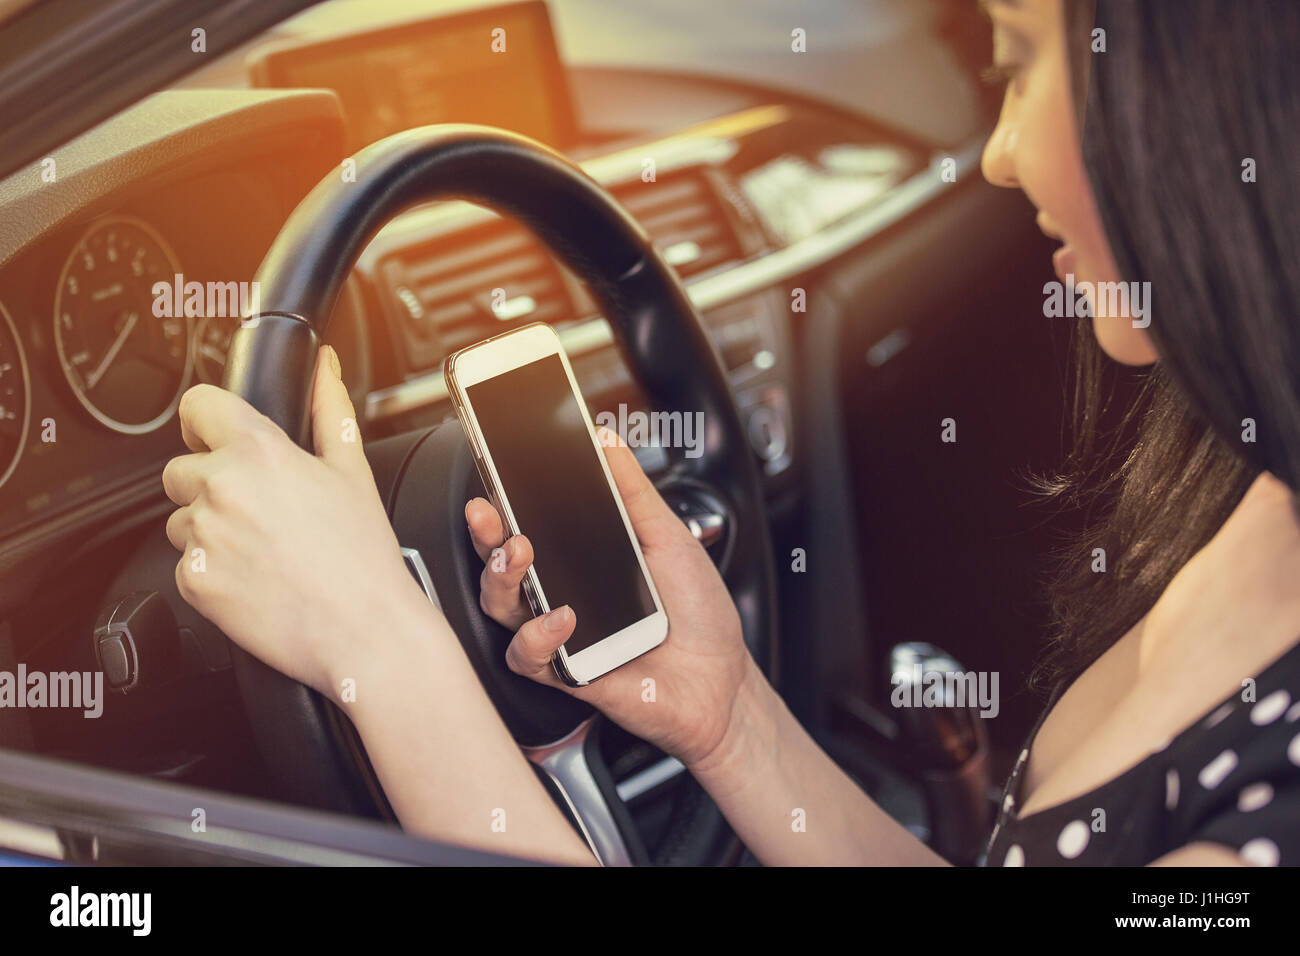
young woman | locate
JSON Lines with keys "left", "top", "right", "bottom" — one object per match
{"left": 161, "top": 0, "right": 1300, "bottom": 866}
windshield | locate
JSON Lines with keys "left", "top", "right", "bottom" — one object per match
{"left": 176, "top": 0, "right": 982, "bottom": 144}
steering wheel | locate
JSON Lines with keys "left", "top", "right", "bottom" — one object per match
{"left": 221, "top": 126, "right": 777, "bottom": 866}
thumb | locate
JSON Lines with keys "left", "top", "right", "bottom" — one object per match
{"left": 596, "top": 426, "right": 683, "bottom": 548}
{"left": 310, "top": 345, "right": 366, "bottom": 473}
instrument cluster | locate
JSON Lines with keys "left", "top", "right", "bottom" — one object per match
{"left": 0, "top": 191, "right": 371, "bottom": 541}
{"left": 0, "top": 211, "right": 199, "bottom": 535}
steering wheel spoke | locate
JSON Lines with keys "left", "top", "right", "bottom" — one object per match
{"left": 522, "top": 716, "right": 647, "bottom": 867}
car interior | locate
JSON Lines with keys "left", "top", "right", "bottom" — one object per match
{"left": 0, "top": 0, "right": 1113, "bottom": 865}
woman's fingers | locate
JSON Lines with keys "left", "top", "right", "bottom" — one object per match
{"left": 310, "top": 345, "right": 369, "bottom": 480}
{"left": 465, "top": 496, "right": 505, "bottom": 562}
{"left": 164, "top": 505, "right": 190, "bottom": 552}
{"left": 178, "top": 383, "right": 264, "bottom": 453}
{"left": 504, "top": 605, "right": 576, "bottom": 682}
{"left": 161, "top": 452, "right": 210, "bottom": 506}
{"left": 467, "top": 497, "right": 533, "bottom": 628}
{"left": 478, "top": 534, "right": 534, "bottom": 630}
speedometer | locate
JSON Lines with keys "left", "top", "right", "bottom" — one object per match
{"left": 53, "top": 216, "right": 192, "bottom": 434}
{"left": 0, "top": 299, "right": 31, "bottom": 491}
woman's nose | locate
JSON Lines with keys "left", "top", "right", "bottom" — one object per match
{"left": 981, "top": 119, "right": 1019, "bottom": 189}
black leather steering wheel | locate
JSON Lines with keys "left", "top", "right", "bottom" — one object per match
{"left": 221, "top": 125, "right": 777, "bottom": 866}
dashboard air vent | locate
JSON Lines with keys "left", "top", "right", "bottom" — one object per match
{"left": 612, "top": 169, "right": 744, "bottom": 280}
{"left": 380, "top": 219, "right": 574, "bottom": 367}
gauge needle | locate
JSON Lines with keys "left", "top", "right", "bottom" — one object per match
{"left": 85, "top": 311, "right": 137, "bottom": 390}
{"left": 91, "top": 282, "right": 124, "bottom": 302}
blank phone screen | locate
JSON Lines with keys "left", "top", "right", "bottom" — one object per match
{"left": 466, "top": 353, "right": 656, "bottom": 654}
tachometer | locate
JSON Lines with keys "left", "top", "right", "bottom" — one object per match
{"left": 53, "top": 216, "right": 192, "bottom": 434}
{"left": 0, "top": 299, "right": 32, "bottom": 491}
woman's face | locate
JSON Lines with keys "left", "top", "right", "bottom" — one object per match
{"left": 979, "top": 0, "right": 1158, "bottom": 366}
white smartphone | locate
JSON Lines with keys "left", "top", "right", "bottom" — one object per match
{"left": 444, "top": 322, "right": 668, "bottom": 685}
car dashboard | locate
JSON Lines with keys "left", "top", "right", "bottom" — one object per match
{"left": 0, "top": 99, "right": 956, "bottom": 576}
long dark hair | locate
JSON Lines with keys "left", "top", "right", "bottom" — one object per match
{"left": 1033, "top": 0, "right": 1300, "bottom": 689}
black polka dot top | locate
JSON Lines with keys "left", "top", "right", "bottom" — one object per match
{"left": 983, "top": 641, "right": 1300, "bottom": 866}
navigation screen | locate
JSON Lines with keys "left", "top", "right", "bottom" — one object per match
{"left": 250, "top": 1, "right": 576, "bottom": 153}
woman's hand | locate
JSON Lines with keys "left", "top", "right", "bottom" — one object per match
{"left": 161, "top": 346, "right": 434, "bottom": 698}
{"left": 468, "top": 429, "right": 945, "bottom": 868}
{"left": 467, "top": 428, "right": 755, "bottom": 770}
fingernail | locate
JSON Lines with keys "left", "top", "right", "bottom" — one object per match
{"left": 325, "top": 345, "right": 342, "bottom": 380}
{"left": 542, "top": 606, "right": 572, "bottom": 631}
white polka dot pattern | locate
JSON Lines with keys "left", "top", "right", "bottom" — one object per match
{"left": 1197, "top": 749, "right": 1238, "bottom": 789}
{"left": 1237, "top": 782, "right": 1273, "bottom": 813}
{"left": 1057, "top": 820, "right": 1090, "bottom": 859}
{"left": 1240, "top": 838, "right": 1280, "bottom": 867}
{"left": 1204, "top": 703, "right": 1234, "bottom": 728}
{"left": 1250, "top": 690, "right": 1290, "bottom": 726}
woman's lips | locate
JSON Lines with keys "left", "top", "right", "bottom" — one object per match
{"left": 1052, "top": 244, "right": 1077, "bottom": 280}
{"left": 1037, "top": 212, "right": 1076, "bottom": 279}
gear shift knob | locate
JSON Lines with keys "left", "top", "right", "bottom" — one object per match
{"left": 888, "top": 641, "right": 993, "bottom": 864}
